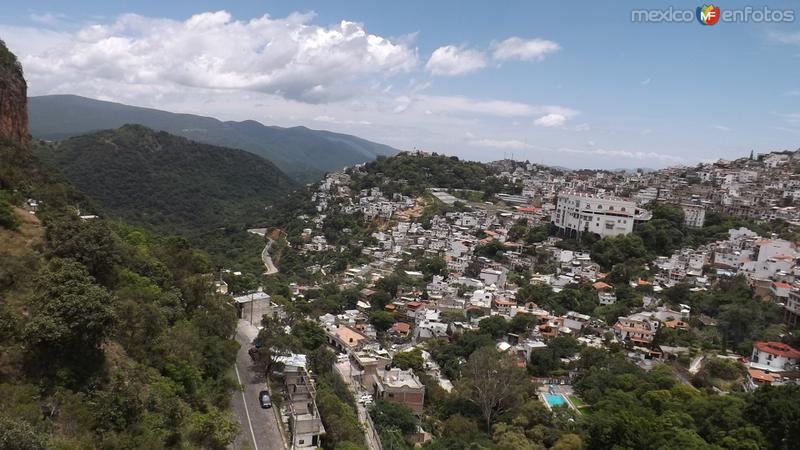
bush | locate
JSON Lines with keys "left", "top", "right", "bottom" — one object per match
{"left": 0, "top": 196, "right": 19, "bottom": 230}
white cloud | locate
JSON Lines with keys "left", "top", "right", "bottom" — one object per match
{"left": 768, "top": 30, "right": 800, "bottom": 45}
{"left": 14, "top": 10, "right": 418, "bottom": 103}
{"left": 398, "top": 95, "right": 576, "bottom": 119}
{"left": 491, "top": 37, "right": 560, "bottom": 62}
{"left": 29, "top": 12, "right": 68, "bottom": 26}
{"left": 573, "top": 123, "right": 591, "bottom": 132}
{"left": 640, "top": 78, "right": 651, "bottom": 86}
{"left": 534, "top": 113, "right": 567, "bottom": 127}
{"left": 785, "top": 89, "right": 800, "bottom": 96}
{"left": 425, "top": 45, "right": 487, "bottom": 76}
{"left": 713, "top": 125, "right": 731, "bottom": 132}
{"left": 467, "top": 138, "right": 532, "bottom": 150}
{"left": 558, "top": 147, "right": 684, "bottom": 164}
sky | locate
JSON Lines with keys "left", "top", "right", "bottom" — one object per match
{"left": 1, "top": 0, "right": 799, "bottom": 169}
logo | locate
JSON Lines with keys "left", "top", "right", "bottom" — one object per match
{"left": 697, "top": 4, "right": 721, "bottom": 25}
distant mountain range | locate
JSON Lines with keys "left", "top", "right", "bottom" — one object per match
{"left": 35, "top": 124, "right": 296, "bottom": 235}
{"left": 28, "top": 94, "right": 398, "bottom": 181}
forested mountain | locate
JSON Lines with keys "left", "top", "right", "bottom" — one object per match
{"left": 29, "top": 94, "right": 398, "bottom": 181}
{"left": 35, "top": 124, "right": 295, "bottom": 235}
{"left": 1, "top": 39, "right": 239, "bottom": 449}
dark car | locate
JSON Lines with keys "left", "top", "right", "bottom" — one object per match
{"left": 259, "top": 390, "right": 272, "bottom": 409}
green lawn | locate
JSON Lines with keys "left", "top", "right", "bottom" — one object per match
{"left": 568, "top": 395, "right": 586, "bottom": 408}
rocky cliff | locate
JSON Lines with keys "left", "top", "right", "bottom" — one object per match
{"left": 0, "top": 39, "right": 28, "bottom": 148}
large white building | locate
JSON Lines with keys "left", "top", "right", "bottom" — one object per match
{"left": 552, "top": 193, "right": 651, "bottom": 238}
{"left": 680, "top": 203, "right": 706, "bottom": 228}
{"left": 750, "top": 341, "right": 800, "bottom": 372}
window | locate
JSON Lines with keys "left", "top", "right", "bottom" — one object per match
{"left": 299, "top": 440, "right": 305, "bottom": 445}
{"left": 621, "top": 207, "right": 626, "bottom": 212}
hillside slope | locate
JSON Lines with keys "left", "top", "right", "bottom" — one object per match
{"left": 29, "top": 94, "right": 398, "bottom": 181}
{"left": 35, "top": 124, "right": 296, "bottom": 236}
{"left": 0, "top": 38, "right": 241, "bottom": 450}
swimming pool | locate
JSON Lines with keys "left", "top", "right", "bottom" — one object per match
{"left": 544, "top": 393, "right": 566, "bottom": 407}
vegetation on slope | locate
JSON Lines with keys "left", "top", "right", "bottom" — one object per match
{"left": 35, "top": 124, "right": 295, "bottom": 234}
{"left": 2, "top": 118, "right": 239, "bottom": 448}
{"left": 34, "top": 124, "right": 298, "bottom": 271}
{"left": 29, "top": 94, "right": 398, "bottom": 181}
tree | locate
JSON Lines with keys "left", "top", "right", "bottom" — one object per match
{"left": 744, "top": 385, "right": 800, "bottom": 449}
{"left": 0, "top": 196, "right": 19, "bottom": 230}
{"left": 24, "top": 258, "right": 117, "bottom": 383}
{"left": 189, "top": 408, "right": 239, "bottom": 450}
{"left": 0, "top": 416, "right": 46, "bottom": 450}
{"left": 393, "top": 348, "right": 424, "bottom": 371}
{"left": 590, "top": 234, "right": 649, "bottom": 270}
{"left": 550, "top": 433, "right": 583, "bottom": 450}
{"left": 369, "top": 310, "right": 395, "bottom": 332}
{"left": 420, "top": 256, "right": 446, "bottom": 281}
{"left": 370, "top": 400, "right": 417, "bottom": 435}
{"left": 254, "top": 317, "right": 293, "bottom": 376}
{"left": 492, "top": 423, "right": 541, "bottom": 450}
{"left": 44, "top": 213, "right": 120, "bottom": 283}
{"left": 478, "top": 315, "right": 509, "bottom": 339}
{"left": 458, "top": 346, "right": 528, "bottom": 431}
{"left": 509, "top": 313, "right": 538, "bottom": 334}
{"left": 292, "top": 319, "right": 327, "bottom": 353}
{"left": 441, "top": 414, "right": 479, "bottom": 447}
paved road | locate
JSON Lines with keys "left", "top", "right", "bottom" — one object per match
{"left": 231, "top": 320, "right": 286, "bottom": 450}
{"left": 261, "top": 238, "right": 278, "bottom": 275}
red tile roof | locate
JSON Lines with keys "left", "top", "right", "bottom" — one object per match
{"left": 754, "top": 341, "right": 800, "bottom": 359}
{"left": 592, "top": 281, "right": 613, "bottom": 290}
{"left": 392, "top": 322, "right": 411, "bottom": 333}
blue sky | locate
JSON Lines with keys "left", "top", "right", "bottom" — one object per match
{"left": 1, "top": 0, "right": 799, "bottom": 168}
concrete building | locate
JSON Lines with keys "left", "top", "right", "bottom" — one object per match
{"left": 784, "top": 289, "right": 800, "bottom": 326}
{"left": 680, "top": 203, "right": 706, "bottom": 228}
{"left": 327, "top": 325, "right": 369, "bottom": 353}
{"left": 613, "top": 313, "right": 660, "bottom": 346}
{"left": 370, "top": 368, "right": 426, "bottom": 415}
{"left": 233, "top": 291, "right": 283, "bottom": 326}
{"left": 284, "top": 363, "right": 324, "bottom": 448}
{"left": 552, "top": 193, "right": 651, "bottom": 238}
{"left": 749, "top": 341, "right": 800, "bottom": 372}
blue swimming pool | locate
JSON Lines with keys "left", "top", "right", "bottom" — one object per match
{"left": 544, "top": 393, "right": 566, "bottom": 407}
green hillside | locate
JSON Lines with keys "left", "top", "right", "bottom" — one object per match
{"left": 35, "top": 124, "right": 296, "bottom": 235}
{"left": 1, "top": 41, "right": 240, "bottom": 449}
{"left": 29, "top": 94, "right": 398, "bottom": 181}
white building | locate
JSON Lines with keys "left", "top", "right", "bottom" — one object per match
{"left": 750, "top": 341, "right": 800, "bottom": 372}
{"left": 680, "top": 203, "right": 706, "bottom": 228}
{"left": 552, "top": 193, "right": 650, "bottom": 238}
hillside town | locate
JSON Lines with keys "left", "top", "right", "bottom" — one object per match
{"left": 222, "top": 150, "right": 800, "bottom": 449}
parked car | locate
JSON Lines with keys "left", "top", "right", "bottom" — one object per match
{"left": 336, "top": 353, "right": 349, "bottom": 363}
{"left": 259, "top": 390, "right": 272, "bottom": 409}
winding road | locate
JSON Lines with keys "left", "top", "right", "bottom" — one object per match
{"left": 261, "top": 238, "right": 278, "bottom": 275}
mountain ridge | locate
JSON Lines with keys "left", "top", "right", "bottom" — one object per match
{"left": 35, "top": 123, "right": 296, "bottom": 236}
{"left": 28, "top": 94, "right": 399, "bottom": 181}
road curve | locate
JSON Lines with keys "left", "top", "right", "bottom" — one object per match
{"left": 262, "top": 238, "right": 278, "bottom": 275}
